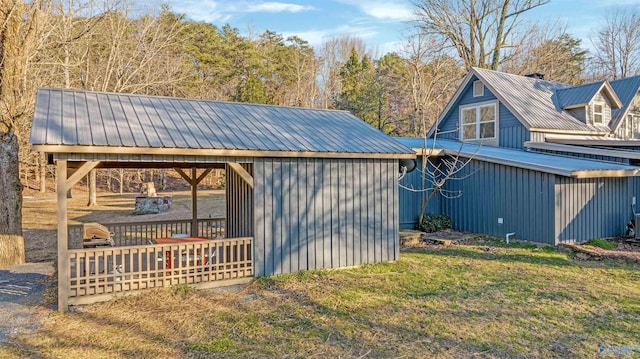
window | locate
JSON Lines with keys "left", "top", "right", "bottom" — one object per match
{"left": 473, "top": 80, "right": 484, "bottom": 97}
{"left": 460, "top": 101, "right": 497, "bottom": 141}
{"left": 592, "top": 102, "right": 604, "bottom": 125}
{"left": 630, "top": 115, "right": 640, "bottom": 139}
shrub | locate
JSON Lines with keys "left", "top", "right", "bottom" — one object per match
{"left": 419, "top": 213, "right": 452, "bottom": 233}
{"left": 586, "top": 238, "right": 617, "bottom": 250}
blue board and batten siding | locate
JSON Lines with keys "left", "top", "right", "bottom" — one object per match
{"left": 398, "top": 159, "right": 441, "bottom": 229}
{"left": 398, "top": 154, "right": 637, "bottom": 244}
{"left": 440, "top": 160, "right": 556, "bottom": 244}
{"left": 555, "top": 177, "right": 633, "bottom": 243}
{"left": 435, "top": 75, "right": 529, "bottom": 149}
{"left": 253, "top": 157, "right": 399, "bottom": 277}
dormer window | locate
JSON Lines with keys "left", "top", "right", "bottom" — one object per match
{"left": 473, "top": 80, "right": 484, "bottom": 97}
{"left": 593, "top": 102, "right": 604, "bottom": 125}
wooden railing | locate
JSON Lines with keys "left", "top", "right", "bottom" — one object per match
{"left": 66, "top": 237, "right": 252, "bottom": 305}
{"left": 68, "top": 218, "right": 225, "bottom": 248}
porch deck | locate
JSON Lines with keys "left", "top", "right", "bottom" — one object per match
{"left": 64, "top": 219, "right": 253, "bottom": 305}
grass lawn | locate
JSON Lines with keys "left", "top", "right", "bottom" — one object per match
{"left": 2, "top": 242, "right": 639, "bottom": 358}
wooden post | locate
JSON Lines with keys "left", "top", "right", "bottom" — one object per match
{"left": 191, "top": 167, "right": 198, "bottom": 237}
{"left": 56, "top": 160, "right": 69, "bottom": 312}
{"left": 55, "top": 160, "right": 99, "bottom": 312}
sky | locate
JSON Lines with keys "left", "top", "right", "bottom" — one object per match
{"left": 160, "top": 0, "right": 640, "bottom": 55}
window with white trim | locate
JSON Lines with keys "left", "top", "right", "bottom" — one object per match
{"left": 592, "top": 102, "right": 604, "bottom": 125}
{"left": 460, "top": 101, "right": 497, "bottom": 141}
{"left": 473, "top": 80, "right": 484, "bottom": 97}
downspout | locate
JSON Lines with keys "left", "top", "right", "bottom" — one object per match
{"left": 506, "top": 232, "right": 516, "bottom": 244}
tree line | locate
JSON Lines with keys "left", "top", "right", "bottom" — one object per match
{"left": 1, "top": 0, "right": 640, "bottom": 267}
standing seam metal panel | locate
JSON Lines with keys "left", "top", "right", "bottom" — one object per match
{"left": 253, "top": 157, "right": 399, "bottom": 276}
{"left": 554, "top": 176, "right": 632, "bottom": 244}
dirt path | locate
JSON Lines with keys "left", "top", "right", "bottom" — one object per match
{"left": 0, "top": 262, "right": 55, "bottom": 344}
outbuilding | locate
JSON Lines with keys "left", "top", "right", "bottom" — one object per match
{"left": 30, "top": 88, "right": 414, "bottom": 310}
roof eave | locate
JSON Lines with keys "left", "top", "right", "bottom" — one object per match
{"left": 602, "top": 81, "right": 624, "bottom": 109}
{"left": 427, "top": 70, "right": 477, "bottom": 138}
{"left": 572, "top": 169, "right": 640, "bottom": 178}
{"left": 530, "top": 128, "right": 610, "bottom": 135}
{"left": 437, "top": 148, "right": 573, "bottom": 177}
{"left": 32, "top": 144, "right": 417, "bottom": 160}
{"left": 561, "top": 103, "right": 588, "bottom": 110}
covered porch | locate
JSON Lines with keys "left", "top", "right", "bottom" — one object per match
{"left": 30, "top": 88, "right": 414, "bottom": 312}
{"left": 55, "top": 160, "right": 255, "bottom": 309}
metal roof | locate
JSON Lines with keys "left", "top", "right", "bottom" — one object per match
{"left": 394, "top": 137, "right": 640, "bottom": 178}
{"left": 544, "top": 134, "right": 640, "bottom": 147}
{"left": 470, "top": 68, "right": 607, "bottom": 133}
{"left": 555, "top": 81, "right": 604, "bottom": 108}
{"left": 525, "top": 141, "right": 640, "bottom": 160}
{"left": 610, "top": 75, "right": 640, "bottom": 129}
{"left": 30, "top": 88, "right": 414, "bottom": 157}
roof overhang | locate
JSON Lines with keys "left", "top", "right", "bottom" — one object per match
{"left": 525, "top": 141, "right": 640, "bottom": 159}
{"left": 411, "top": 148, "right": 444, "bottom": 156}
{"left": 426, "top": 145, "right": 639, "bottom": 178}
{"left": 543, "top": 135, "right": 640, "bottom": 147}
{"left": 32, "top": 144, "right": 416, "bottom": 160}
{"left": 530, "top": 128, "right": 611, "bottom": 135}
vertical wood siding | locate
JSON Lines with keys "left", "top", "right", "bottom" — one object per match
{"left": 434, "top": 75, "right": 530, "bottom": 149}
{"left": 253, "top": 158, "right": 399, "bottom": 276}
{"left": 225, "top": 163, "right": 254, "bottom": 238}
{"left": 398, "top": 158, "right": 442, "bottom": 228}
{"left": 441, "top": 159, "right": 556, "bottom": 244}
{"left": 555, "top": 176, "right": 633, "bottom": 243}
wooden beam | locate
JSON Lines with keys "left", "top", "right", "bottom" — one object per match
{"left": 56, "top": 160, "right": 69, "bottom": 312}
{"left": 33, "top": 144, "right": 417, "bottom": 159}
{"left": 64, "top": 161, "right": 99, "bottom": 192}
{"left": 228, "top": 163, "right": 254, "bottom": 189}
{"left": 174, "top": 168, "right": 194, "bottom": 185}
{"left": 191, "top": 167, "right": 198, "bottom": 236}
{"left": 195, "top": 168, "right": 213, "bottom": 184}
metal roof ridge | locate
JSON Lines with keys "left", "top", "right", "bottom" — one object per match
{"left": 35, "top": 87, "right": 353, "bottom": 114}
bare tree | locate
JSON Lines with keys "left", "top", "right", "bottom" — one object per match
{"left": 399, "top": 132, "right": 477, "bottom": 228}
{"left": 413, "top": 0, "right": 549, "bottom": 70}
{"left": 0, "top": 0, "right": 50, "bottom": 268}
{"left": 500, "top": 23, "right": 587, "bottom": 84}
{"left": 592, "top": 8, "right": 640, "bottom": 80}
{"left": 401, "top": 32, "right": 463, "bottom": 136}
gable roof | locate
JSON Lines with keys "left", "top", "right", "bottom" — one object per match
{"left": 432, "top": 68, "right": 609, "bottom": 136}
{"left": 395, "top": 137, "right": 640, "bottom": 178}
{"left": 30, "top": 88, "right": 414, "bottom": 159}
{"left": 609, "top": 74, "right": 640, "bottom": 131}
{"left": 555, "top": 80, "right": 622, "bottom": 110}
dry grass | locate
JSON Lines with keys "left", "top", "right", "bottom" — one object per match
{"left": 1, "top": 242, "right": 639, "bottom": 358}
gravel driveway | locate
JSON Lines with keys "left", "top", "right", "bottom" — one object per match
{"left": 0, "top": 262, "right": 55, "bottom": 344}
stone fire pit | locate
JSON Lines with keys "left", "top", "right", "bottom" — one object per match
{"left": 134, "top": 196, "right": 172, "bottom": 215}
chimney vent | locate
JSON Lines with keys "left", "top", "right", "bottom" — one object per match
{"left": 525, "top": 72, "right": 544, "bottom": 80}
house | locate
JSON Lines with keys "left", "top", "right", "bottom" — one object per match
{"left": 398, "top": 68, "right": 640, "bottom": 245}
{"left": 30, "top": 88, "right": 414, "bottom": 310}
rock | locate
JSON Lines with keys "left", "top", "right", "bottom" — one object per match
{"left": 575, "top": 252, "right": 591, "bottom": 260}
{"left": 134, "top": 196, "right": 172, "bottom": 215}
